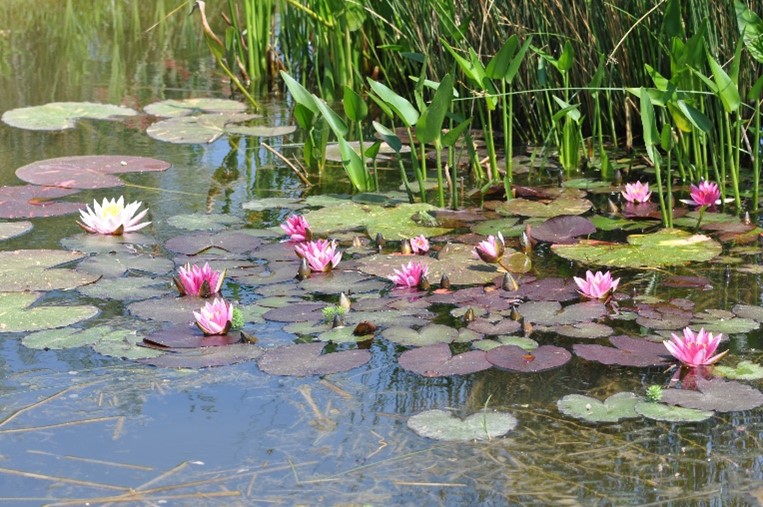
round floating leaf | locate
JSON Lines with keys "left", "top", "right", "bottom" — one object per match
{"left": 317, "top": 326, "right": 373, "bottom": 343}
{"left": 144, "top": 98, "right": 248, "bottom": 117}
{"left": 92, "top": 329, "right": 163, "bottom": 360}
{"left": 470, "top": 217, "right": 521, "bottom": 236}
{"left": 0, "top": 249, "right": 99, "bottom": 292}
{"left": 256, "top": 342, "right": 371, "bottom": 376}
{"left": 691, "top": 309, "right": 759, "bottom": 334}
{"left": 662, "top": 275, "right": 712, "bottom": 289}
{"left": 23, "top": 326, "right": 106, "bottom": 349}
{"left": 589, "top": 215, "right": 651, "bottom": 232}
{"left": 242, "top": 197, "right": 306, "bottom": 211}
{"left": 398, "top": 343, "right": 492, "bottom": 376}
{"left": 486, "top": 344, "right": 571, "bottom": 372}
{"left": 2, "top": 101, "right": 137, "bottom": 131}
{"left": 530, "top": 215, "right": 596, "bottom": 244}
{"left": 16, "top": 155, "right": 171, "bottom": 189}
{"left": 262, "top": 303, "right": 325, "bottom": 323}
{"left": 299, "top": 270, "right": 389, "bottom": 295}
{"left": 140, "top": 343, "right": 264, "bottom": 368}
{"left": 146, "top": 112, "right": 258, "bottom": 144}
{"left": 552, "top": 229, "right": 722, "bottom": 268}
{"left": 661, "top": 378, "right": 763, "bottom": 412}
{"left": 557, "top": 392, "right": 640, "bottom": 423}
{"left": 383, "top": 324, "right": 459, "bottom": 346}
{"left": 165, "top": 231, "right": 263, "bottom": 256}
{"left": 0, "top": 221, "right": 32, "bottom": 240}
{"left": 143, "top": 324, "right": 243, "bottom": 349}
{"left": 407, "top": 409, "right": 517, "bottom": 441}
{"left": 467, "top": 318, "right": 521, "bottom": 335}
{"left": 539, "top": 322, "right": 614, "bottom": 339}
{"left": 562, "top": 178, "right": 612, "bottom": 189}
{"left": 504, "top": 277, "right": 578, "bottom": 302}
{"left": 76, "top": 252, "right": 174, "bottom": 278}
{"left": 0, "top": 185, "right": 83, "bottom": 219}
{"left": 166, "top": 213, "right": 244, "bottom": 231}
{"left": 496, "top": 197, "right": 592, "bottom": 218}
{"left": 78, "top": 276, "right": 172, "bottom": 301}
{"left": 61, "top": 232, "right": 158, "bottom": 255}
{"left": 128, "top": 296, "right": 210, "bottom": 324}
{"left": 713, "top": 361, "right": 763, "bottom": 380}
{"left": 473, "top": 336, "right": 538, "bottom": 352}
{"left": 0, "top": 292, "right": 98, "bottom": 333}
{"left": 732, "top": 304, "right": 763, "bottom": 322}
{"left": 634, "top": 401, "right": 714, "bottom": 422}
{"left": 516, "top": 300, "right": 606, "bottom": 326}
{"left": 225, "top": 124, "right": 297, "bottom": 137}
{"left": 573, "top": 335, "right": 671, "bottom": 367}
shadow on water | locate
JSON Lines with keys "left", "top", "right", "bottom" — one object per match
{"left": 1, "top": 2, "right": 763, "bottom": 506}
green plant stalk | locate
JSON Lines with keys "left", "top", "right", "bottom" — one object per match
{"left": 483, "top": 102, "right": 499, "bottom": 184}
{"left": 217, "top": 56, "right": 259, "bottom": 109}
{"left": 666, "top": 148, "right": 673, "bottom": 228}
{"left": 724, "top": 111, "right": 741, "bottom": 209}
{"left": 356, "top": 122, "right": 369, "bottom": 190}
{"left": 755, "top": 100, "right": 761, "bottom": 211}
{"left": 715, "top": 108, "right": 726, "bottom": 196}
{"left": 654, "top": 154, "right": 669, "bottom": 227}
{"left": 451, "top": 157, "right": 459, "bottom": 209}
{"left": 435, "top": 140, "right": 445, "bottom": 207}
{"left": 501, "top": 81, "right": 514, "bottom": 194}
{"left": 404, "top": 125, "right": 426, "bottom": 202}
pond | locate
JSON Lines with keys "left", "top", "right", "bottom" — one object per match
{"left": 2, "top": 2, "right": 763, "bottom": 505}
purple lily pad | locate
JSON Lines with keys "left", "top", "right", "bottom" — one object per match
{"left": 262, "top": 303, "right": 325, "bottom": 323}
{"left": 503, "top": 277, "right": 578, "bottom": 302}
{"left": 0, "top": 185, "right": 83, "bottom": 219}
{"left": 538, "top": 322, "right": 614, "bottom": 339}
{"left": 620, "top": 202, "right": 663, "bottom": 220}
{"left": 256, "top": 342, "right": 371, "bottom": 376}
{"left": 635, "top": 300, "right": 693, "bottom": 330}
{"left": 142, "top": 324, "right": 243, "bottom": 349}
{"left": 165, "top": 231, "right": 263, "bottom": 256}
{"left": 530, "top": 215, "right": 596, "bottom": 244}
{"left": 661, "top": 276, "right": 712, "bottom": 289}
{"left": 398, "top": 343, "right": 492, "bottom": 376}
{"left": 661, "top": 377, "right": 763, "bottom": 412}
{"left": 140, "top": 343, "right": 264, "bottom": 368}
{"left": 573, "top": 335, "right": 671, "bottom": 367}
{"left": 467, "top": 318, "right": 521, "bottom": 335}
{"left": 516, "top": 300, "right": 607, "bottom": 326}
{"left": 16, "top": 156, "right": 171, "bottom": 189}
{"left": 486, "top": 344, "right": 572, "bottom": 372}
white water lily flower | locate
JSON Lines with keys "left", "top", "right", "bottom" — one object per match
{"left": 78, "top": 196, "right": 151, "bottom": 235}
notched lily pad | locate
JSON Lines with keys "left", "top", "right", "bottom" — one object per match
{"left": 140, "top": 343, "right": 264, "bottom": 368}
{"left": 0, "top": 221, "right": 33, "bottom": 240}
{"left": 142, "top": 324, "right": 243, "bottom": 349}
{"left": 530, "top": 215, "right": 596, "bottom": 244}
{"left": 77, "top": 276, "right": 172, "bottom": 301}
{"left": 0, "top": 249, "right": 99, "bottom": 292}
{"left": 557, "top": 392, "right": 640, "bottom": 423}
{"left": 0, "top": 185, "right": 83, "bottom": 219}
{"left": 573, "top": 335, "right": 671, "bottom": 367}
{"left": 144, "top": 98, "right": 248, "bottom": 117}
{"left": 472, "top": 335, "right": 538, "bottom": 352}
{"left": 243, "top": 197, "right": 306, "bottom": 211}
{"left": 516, "top": 300, "right": 606, "bottom": 326}
{"left": 383, "top": 324, "right": 459, "bottom": 346}
{"left": 634, "top": 401, "right": 714, "bottom": 422}
{"left": 166, "top": 213, "right": 244, "bottom": 231}
{"left": 165, "top": 231, "right": 263, "bottom": 256}
{"left": 398, "top": 343, "right": 492, "bottom": 376}
{"left": 661, "top": 378, "right": 763, "bottom": 412}
{"left": 497, "top": 196, "right": 592, "bottom": 218}
{"left": 146, "top": 112, "right": 260, "bottom": 144}
{"left": 486, "top": 344, "right": 571, "bottom": 372}
{"left": 0, "top": 292, "right": 98, "bottom": 333}
{"left": 2, "top": 101, "right": 137, "bottom": 131}
{"left": 713, "top": 361, "right": 763, "bottom": 380}
{"left": 256, "top": 342, "right": 370, "bottom": 376}
{"left": 16, "top": 156, "right": 171, "bottom": 189}
{"left": 503, "top": 277, "right": 578, "bottom": 302}
{"left": 407, "top": 409, "right": 517, "bottom": 441}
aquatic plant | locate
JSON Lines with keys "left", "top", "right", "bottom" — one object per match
{"left": 663, "top": 327, "right": 728, "bottom": 367}
{"left": 77, "top": 196, "right": 150, "bottom": 235}
{"left": 573, "top": 270, "right": 619, "bottom": 300}
{"left": 281, "top": 214, "right": 312, "bottom": 242}
{"left": 294, "top": 239, "right": 342, "bottom": 273}
{"left": 683, "top": 181, "right": 722, "bottom": 207}
{"left": 409, "top": 235, "right": 430, "bottom": 255}
{"left": 174, "top": 262, "right": 225, "bottom": 297}
{"left": 621, "top": 181, "right": 652, "bottom": 203}
{"left": 474, "top": 233, "right": 505, "bottom": 264}
{"left": 322, "top": 305, "right": 347, "bottom": 323}
{"left": 193, "top": 298, "right": 233, "bottom": 336}
{"left": 389, "top": 261, "right": 429, "bottom": 288}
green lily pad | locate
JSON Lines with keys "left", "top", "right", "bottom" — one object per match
{"left": 256, "top": 342, "right": 371, "bottom": 376}
{"left": 552, "top": 229, "right": 722, "bottom": 268}
{"left": 661, "top": 378, "right": 763, "bottom": 412}
{"left": 225, "top": 124, "right": 297, "bottom": 137}
{"left": 407, "top": 409, "right": 517, "bottom": 441}
{"left": 472, "top": 335, "right": 538, "bottom": 352}
{"left": 16, "top": 155, "right": 171, "bottom": 189}
{"left": 23, "top": 326, "right": 110, "bottom": 349}
{"left": 562, "top": 178, "right": 612, "bottom": 189}
{"left": 242, "top": 197, "right": 306, "bottom": 211}
{"left": 299, "top": 270, "right": 389, "bottom": 295}
{"left": 0, "top": 221, "right": 32, "bottom": 240}
{"left": 589, "top": 215, "right": 651, "bottom": 232}
{"left": 77, "top": 276, "right": 172, "bottom": 301}
{"left": 691, "top": 309, "right": 759, "bottom": 334}
{"left": 317, "top": 326, "right": 374, "bottom": 343}
{"left": 140, "top": 343, "right": 263, "bottom": 368}
{"left": 471, "top": 218, "right": 521, "bottom": 236}
{"left": 538, "top": 322, "right": 614, "bottom": 339}
{"left": 496, "top": 197, "right": 592, "bottom": 218}
{"left": 1, "top": 101, "right": 137, "bottom": 131}
{"left": 731, "top": 304, "right": 763, "bottom": 322}
{"left": 166, "top": 213, "right": 244, "bottom": 231}
{"left": 382, "top": 324, "right": 459, "bottom": 346}
{"left": 713, "top": 361, "right": 763, "bottom": 380}
{"left": 0, "top": 292, "right": 98, "bottom": 333}
{"left": 146, "top": 112, "right": 259, "bottom": 144}
{"left": 303, "top": 202, "right": 452, "bottom": 239}
{"left": 634, "top": 401, "right": 714, "bottom": 422}
{"left": 61, "top": 233, "right": 158, "bottom": 255}
{"left": 76, "top": 253, "right": 174, "bottom": 278}
{"left": 0, "top": 249, "right": 100, "bottom": 292}
{"left": 92, "top": 330, "right": 163, "bottom": 360}
{"left": 128, "top": 296, "right": 210, "bottom": 324}
{"left": 144, "top": 98, "right": 248, "bottom": 117}
{"left": 516, "top": 301, "right": 606, "bottom": 326}
{"left": 557, "top": 392, "right": 640, "bottom": 423}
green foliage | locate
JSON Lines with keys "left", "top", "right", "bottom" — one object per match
{"left": 645, "top": 385, "right": 663, "bottom": 402}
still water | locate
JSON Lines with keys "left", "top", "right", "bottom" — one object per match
{"left": 1, "top": 1, "right": 763, "bottom": 505}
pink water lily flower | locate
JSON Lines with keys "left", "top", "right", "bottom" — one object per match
{"left": 78, "top": 196, "right": 150, "bottom": 235}
{"left": 294, "top": 239, "right": 342, "bottom": 273}
{"left": 174, "top": 262, "right": 225, "bottom": 297}
{"left": 281, "top": 214, "right": 312, "bottom": 242}
{"left": 681, "top": 181, "right": 722, "bottom": 207}
{"left": 193, "top": 298, "right": 233, "bottom": 336}
{"left": 475, "top": 232, "right": 505, "bottom": 263}
{"left": 663, "top": 327, "right": 728, "bottom": 367}
{"left": 389, "top": 261, "right": 429, "bottom": 288}
{"left": 621, "top": 181, "right": 652, "bottom": 203}
{"left": 573, "top": 270, "right": 620, "bottom": 300}
{"left": 410, "top": 235, "right": 430, "bottom": 255}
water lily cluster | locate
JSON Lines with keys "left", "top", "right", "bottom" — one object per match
{"left": 282, "top": 215, "right": 343, "bottom": 273}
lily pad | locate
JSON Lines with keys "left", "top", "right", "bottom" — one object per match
{"left": 299, "top": 270, "right": 389, "bottom": 295}
{"left": 557, "top": 392, "right": 640, "bottom": 423}
{"left": 143, "top": 324, "right": 243, "bottom": 349}
{"left": 467, "top": 318, "right": 521, "bottom": 335}
{"left": 633, "top": 401, "right": 714, "bottom": 422}
{"left": 530, "top": 216, "right": 596, "bottom": 244}
{"left": 0, "top": 185, "right": 83, "bottom": 219}
{"left": 165, "top": 231, "right": 263, "bottom": 256}
{"left": 262, "top": 303, "right": 325, "bottom": 323}
{"left": 242, "top": 197, "right": 306, "bottom": 212}
{"left": 589, "top": 215, "right": 651, "bottom": 232}
{"left": 23, "top": 326, "right": 112, "bottom": 350}
{"left": 0, "top": 292, "right": 98, "bottom": 333}
{"left": 635, "top": 300, "right": 693, "bottom": 330}
{"left": 732, "top": 304, "right": 763, "bottom": 322}
{"left": 127, "top": 296, "right": 212, "bottom": 324}
{"left": 691, "top": 309, "right": 759, "bottom": 334}
{"left": 140, "top": 343, "right": 264, "bottom": 368}
{"left": 538, "top": 322, "right": 614, "bottom": 339}
{"left": 486, "top": 345, "right": 572, "bottom": 372}
{"left": 0, "top": 221, "right": 33, "bottom": 240}
{"left": 16, "top": 156, "right": 171, "bottom": 189}
{"left": 407, "top": 409, "right": 517, "bottom": 441}
{"left": 144, "top": 98, "right": 248, "bottom": 117}
{"left": 713, "top": 361, "right": 763, "bottom": 380}
{"left": 661, "top": 378, "right": 763, "bottom": 412}
{"left": 383, "top": 324, "right": 460, "bottom": 347}
{"left": 0, "top": 249, "right": 99, "bottom": 292}
{"left": 472, "top": 335, "right": 538, "bottom": 352}
{"left": 496, "top": 197, "right": 592, "bottom": 218}
{"left": 77, "top": 276, "right": 172, "bottom": 301}
{"left": 516, "top": 301, "right": 607, "bottom": 326}
{"left": 317, "top": 326, "right": 374, "bottom": 343}
{"left": 61, "top": 232, "right": 158, "bottom": 255}
{"left": 573, "top": 335, "right": 671, "bottom": 367}
{"left": 146, "top": 112, "right": 258, "bottom": 144}
{"left": 398, "top": 343, "right": 492, "bottom": 376}
{"left": 256, "top": 342, "right": 371, "bottom": 376}
{"left": 75, "top": 253, "right": 174, "bottom": 278}
{"left": 552, "top": 229, "right": 722, "bottom": 268}
{"left": 92, "top": 330, "right": 163, "bottom": 360}
{"left": 166, "top": 213, "right": 244, "bottom": 231}
{"left": 2, "top": 101, "right": 137, "bottom": 131}
{"left": 470, "top": 218, "right": 521, "bottom": 236}
{"left": 503, "top": 277, "right": 578, "bottom": 302}
{"left": 225, "top": 124, "right": 297, "bottom": 137}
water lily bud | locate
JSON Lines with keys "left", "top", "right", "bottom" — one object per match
{"left": 400, "top": 239, "right": 412, "bottom": 255}
{"left": 463, "top": 307, "right": 476, "bottom": 323}
{"left": 614, "top": 169, "right": 622, "bottom": 186}
{"left": 332, "top": 313, "right": 345, "bottom": 328}
{"left": 440, "top": 274, "right": 451, "bottom": 290}
{"left": 510, "top": 306, "right": 521, "bottom": 321}
{"left": 523, "top": 320, "right": 533, "bottom": 335}
{"left": 501, "top": 272, "right": 519, "bottom": 291}
{"left": 352, "top": 236, "right": 363, "bottom": 249}
{"left": 744, "top": 211, "right": 752, "bottom": 225}
{"left": 338, "top": 292, "right": 352, "bottom": 311}
{"left": 375, "top": 232, "right": 386, "bottom": 249}
{"left": 607, "top": 198, "right": 619, "bottom": 215}
{"left": 520, "top": 231, "right": 532, "bottom": 255}
{"left": 417, "top": 275, "right": 430, "bottom": 291}
{"left": 296, "top": 258, "right": 311, "bottom": 280}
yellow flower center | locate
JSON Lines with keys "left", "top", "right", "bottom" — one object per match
{"left": 101, "top": 202, "right": 122, "bottom": 219}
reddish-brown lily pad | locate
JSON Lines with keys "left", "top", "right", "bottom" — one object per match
{"left": 140, "top": 343, "right": 264, "bottom": 368}
{"left": 661, "top": 377, "right": 763, "bottom": 412}
{"left": 573, "top": 335, "right": 671, "bottom": 367}
{"left": 142, "top": 324, "right": 243, "bottom": 349}
{"left": 262, "top": 303, "right": 325, "bottom": 323}
{"left": 0, "top": 185, "right": 83, "bottom": 219}
{"left": 503, "top": 277, "right": 578, "bottom": 302}
{"left": 165, "top": 231, "right": 263, "bottom": 256}
{"left": 530, "top": 215, "right": 596, "bottom": 244}
{"left": 486, "top": 344, "right": 572, "bottom": 372}
{"left": 398, "top": 343, "right": 492, "bottom": 376}
{"left": 16, "top": 156, "right": 171, "bottom": 189}
{"left": 256, "top": 342, "right": 371, "bottom": 376}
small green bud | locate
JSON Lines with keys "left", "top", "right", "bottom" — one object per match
{"left": 231, "top": 307, "right": 244, "bottom": 330}
{"left": 645, "top": 385, "right": 663, "bottom": 403}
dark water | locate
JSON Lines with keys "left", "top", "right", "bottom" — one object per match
{"left": 1, "top": 2, "right": 763, "bottom": 506}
